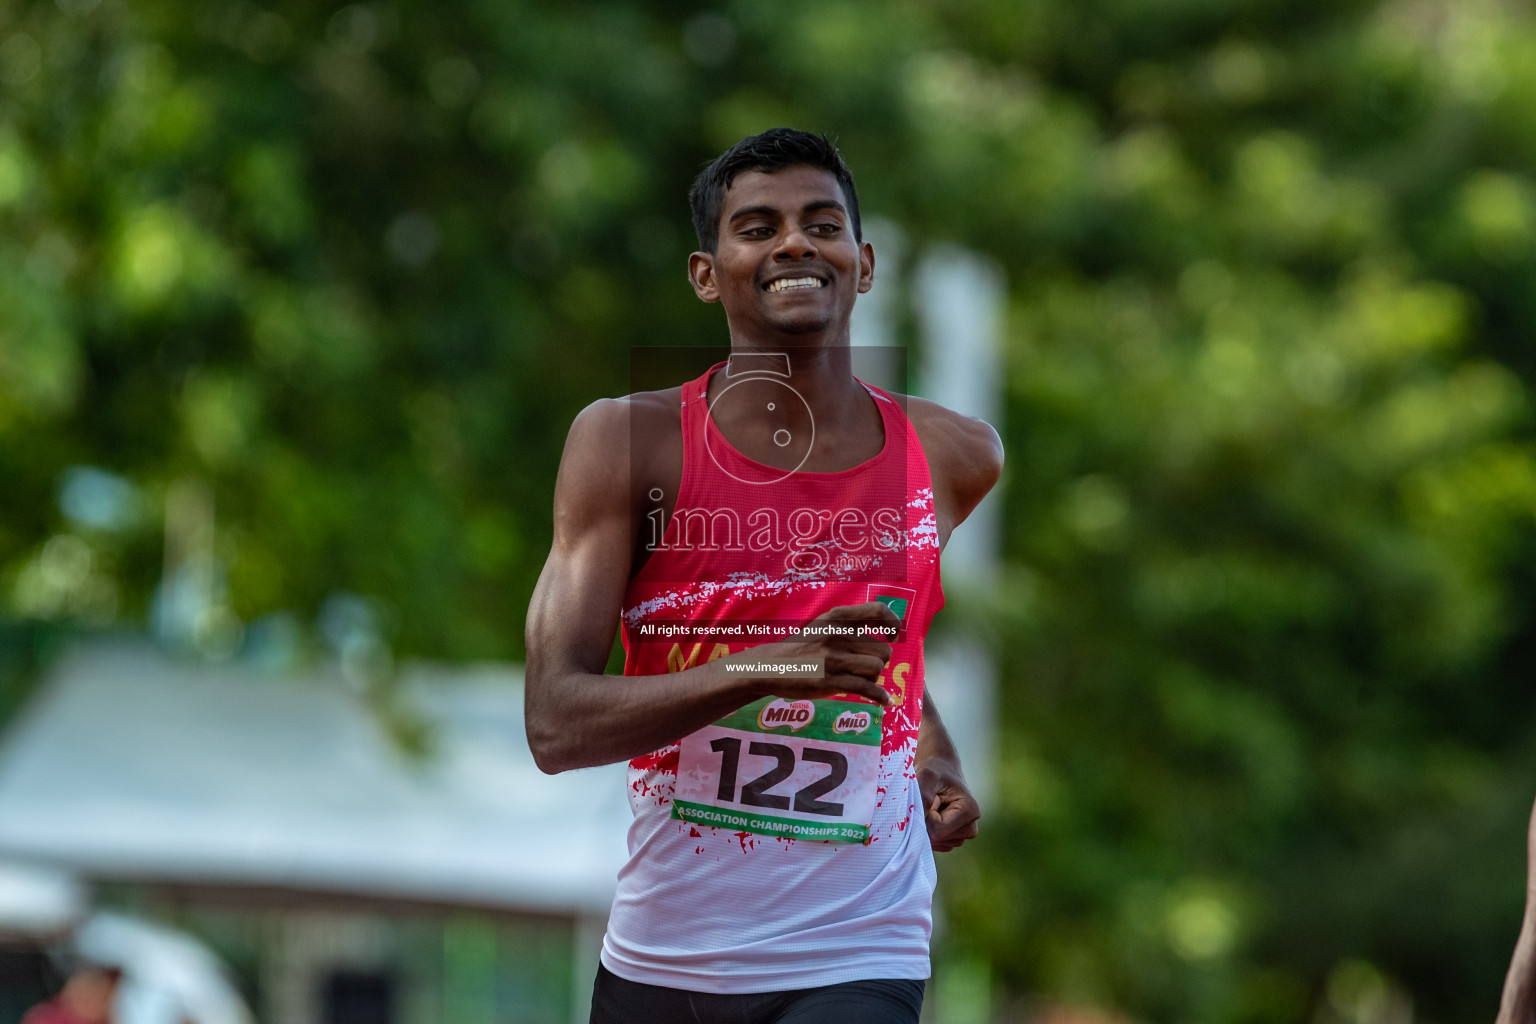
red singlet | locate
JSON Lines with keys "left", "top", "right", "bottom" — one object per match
{"left": 600, "top": 361, "right": 945, "bottom": 993}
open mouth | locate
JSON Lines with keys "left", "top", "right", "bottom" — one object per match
{"left": 764, "top": 276, "right": 826, "bottom": 293}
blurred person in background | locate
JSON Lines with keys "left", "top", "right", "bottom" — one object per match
{"left": 1498, "top": 796, "right": 1536, "bottom": 1024}
{"left": 526, "top": 128, "right": 1002, "bottom": 1022}
{"left": 21, "top": 964, "right": 120, "bottom": 1024}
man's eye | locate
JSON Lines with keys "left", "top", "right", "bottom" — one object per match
{"left": 811, "top": 223, "right": 841, "bottom": 234}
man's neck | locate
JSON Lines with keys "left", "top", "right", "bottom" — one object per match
{"left": 721, "top": 339, "right": 865, "bottom": 427}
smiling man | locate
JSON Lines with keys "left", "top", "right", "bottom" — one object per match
{"left": 524, "top": 129, "right": 1003, "bottom": 1023}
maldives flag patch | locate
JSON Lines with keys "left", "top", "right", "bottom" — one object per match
{"left": 866, "top": 584, "right": 916, "bottom": 636}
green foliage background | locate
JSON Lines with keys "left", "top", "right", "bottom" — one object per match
{"left": 3, "top": 0, "right": 1536, "bottom": 1020}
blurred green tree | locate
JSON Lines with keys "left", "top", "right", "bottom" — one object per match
{"left": 1, "top": 0, "right": 1534, "bottom": 1021}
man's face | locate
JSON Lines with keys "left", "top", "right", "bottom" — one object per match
{"left": 688, "top": 165, "right": 874, "bottom": 338}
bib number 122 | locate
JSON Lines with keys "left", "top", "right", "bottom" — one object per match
{"left": 709, "top": 737, "right": 848, "bottom": 816}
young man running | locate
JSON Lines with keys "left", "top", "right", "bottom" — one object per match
{"left": 525, "top": 128, "right": 1003, "bottom": 1023}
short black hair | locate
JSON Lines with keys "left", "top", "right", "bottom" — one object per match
{"left": 688, "top": 128, "right": 862, "bottom": 253}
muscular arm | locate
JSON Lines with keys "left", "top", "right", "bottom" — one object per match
{"left": 524, "top": 399, "right": 762, "bottom": 773}
{"left": 525, "top": 398, "right": 897, "bottom": 775}
{"left": 917, "top": 692, "right": 981, "bottom": 851}
{"left": 907, "top": 397, "right": 1002, "bottom": 852}
{"left": 905, "top": 396, "right": 1004, "bottom": 547}
{"left": 911, "top": 420, "right": 998, "bottom": 852}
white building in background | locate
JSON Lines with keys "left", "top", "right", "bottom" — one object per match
{"left": 0, "top": 641, "right": 630, "bottom": 1024}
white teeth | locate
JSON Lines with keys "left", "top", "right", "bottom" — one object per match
{"left": 767, "top": 277, "right": 824, "bottom": 293}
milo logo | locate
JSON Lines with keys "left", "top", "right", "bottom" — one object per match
{"left": 758, "top": 698, "right": 815, "bottom": 731}
{"left": 833, "top": 710, "right": 872, "bottom": 735}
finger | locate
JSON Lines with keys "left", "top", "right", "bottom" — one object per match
{"left": 927, "top": 797, "right": 981, "bottom": 841}
{"left": 824, "top": 601, "right": 901, "bottom": 623}
{"left": 928, "top": 819, "right": 978, "bottom": 848}
{"left": 935, "top": 830, "right": 978, "bottom": 850}
{"left": 927, "top": 813, "right": 976, "bottom": 852}
{"left": 940, "top": 795, "right": 981, "bottom": 827}
{"left": 937, "top": 817, "right": 979, "bottom": 844}
{"left": 927, "top": 789, "right": 963, "bottom": 818}
{"left": 819, "top": 602, "right": 902, "bottom": 639}
{"left": 825, "top": 675, "right": 897, "bottom": 708}
{"left": 942, "top": 816, "right": 980, "bottom": 842}
{"left": 819, "top": 627, "right": 892, "bottom": 659}
{"left": 841, "top": 638, "right": 893, "bottom": 664}
{"left": 824, "top": 652, "right": 887, "bottom": 681}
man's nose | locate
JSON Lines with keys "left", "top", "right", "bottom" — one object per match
{"left": 773, "top": 227, "right": 816, "bottom": 260}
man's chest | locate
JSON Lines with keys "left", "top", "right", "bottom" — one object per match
{"left": 630, "top": 419, "right": 957, "bottom": 576}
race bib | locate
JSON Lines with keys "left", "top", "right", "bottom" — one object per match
{"left": 672, "top": 696, "right": 884, "bottom": 844}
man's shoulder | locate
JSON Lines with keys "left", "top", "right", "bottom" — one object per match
{"left": 885, "top": 393, "right": 1004, "bottom": 526}
{"left": 563, "top": 389, "right": 684, "bottom": 511}
{"left": 890, "top": 394, "right": 1004, "bottom": 471}
{"left": 567, "top": 387, "right": 683, "bottom": 452}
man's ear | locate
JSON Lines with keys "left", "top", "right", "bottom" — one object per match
{"left": 688, "top": 251, "right": 720, "bottom": 303}
{"left": 856, "top": 240, "right": 875, "bottom": 295}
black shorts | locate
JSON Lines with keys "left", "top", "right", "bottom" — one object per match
{"left": 589, "top": 964, "right": 925, "bottom": 1024}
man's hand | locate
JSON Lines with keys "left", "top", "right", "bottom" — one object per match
{"left": 917, "top": 756, "right": 980, "bottom": 853}
{"left": 729, "top": 601, "right": 902, "bottom": 708}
